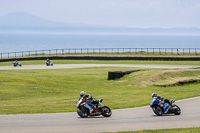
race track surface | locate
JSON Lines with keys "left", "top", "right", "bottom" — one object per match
{"left": 0, "top": 64, "right": 200, "bottom": 70}
{"left": 0, "top": 97, "right": 200, "bottom": 133}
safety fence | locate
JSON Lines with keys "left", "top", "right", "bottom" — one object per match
{"left": 0, "top": 48, "right": 200, "bottom": 58}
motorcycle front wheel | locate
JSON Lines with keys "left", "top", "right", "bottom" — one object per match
{"left": 101, "top": 106, "right": 112, "bottom": 117}
{"left": 173, "top": 105, "right": 181, "bottom": 115}
{"left": 153, "top": 106, "right": 163, "bottom": 116}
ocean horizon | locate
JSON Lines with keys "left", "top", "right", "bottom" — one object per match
{"left": 0, "top": 33, "right": 200, "bottom": 53}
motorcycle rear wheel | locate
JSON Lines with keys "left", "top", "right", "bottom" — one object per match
{"left": 153, "top": 106, "right": 163, "bottom": 116}
{"left": 77, "top": 107, "right": 89, "bottom": 118}
{"left": 101, "top": 106, "right": 112, "bottom": 117}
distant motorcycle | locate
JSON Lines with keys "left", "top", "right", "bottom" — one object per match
{"left": 77, "top": 97, "right": 112, "bottom": 118}
{"left": 150, "top": 97, "right": 181, "bottom": 116}
{"left": 46, "top": 61, "right": 53, "bottom": 66}
{"left": 13, "top": 62, "right": 22, "bottom": 67}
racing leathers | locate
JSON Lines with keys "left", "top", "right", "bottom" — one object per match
{"left": 155, "top": 95, "right": 172, "bottom": 113}
{"left": 13, "top": 61, "right": 20, "bottom": 66}
{"left": 156, "top": 96, "right": 171, "bottom": 105}
{"left": 82, "top": 94, "right": 99, "bottom": 114}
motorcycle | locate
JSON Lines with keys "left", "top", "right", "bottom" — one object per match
{"left": 150, "top": 97, "right": 181, "bottom": 116}
{"left": 46, "top": 61, "right": 53, "bottom": 66}
{"left": 77, "top": 97, "right": 112, "bottom": 118}
{"left": 13, "top": 62, "right": 22, "bottom": 67}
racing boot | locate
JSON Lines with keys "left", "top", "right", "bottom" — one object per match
{"left": 84, "top": 104, "right": 93, "bottom": 115}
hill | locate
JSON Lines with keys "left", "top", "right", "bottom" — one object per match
{"left": 0, "top": 12, "right": 200, "bottom": 35}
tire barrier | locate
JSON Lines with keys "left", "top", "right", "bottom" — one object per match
{"left": 108, "top": 70, "right": 143, "bottom": 80}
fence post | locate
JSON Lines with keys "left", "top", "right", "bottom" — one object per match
{"left": 189, "top": 48, "right": 190, "bottom": 55}
{"left": 22, "top": 52, "right": 23, "bottom": 57}
{"left": 15, "top": 52, "right": 16, "bottom": 58}
{"left": 1, "top": 53, "right": 2, "bottom": 58}
{"left": 62, "top": 49, "right": 64, "bottom": 55}
{"left": 195, "top": 48, "right": 197, "bottom": 55}
{"left": 8, "top": 53, "right": 9, "bottom": 58}
{"left": 153, "top": 48, "right": 154, "bottom": 54}
{"left": 135, "top": 48, "right": 137, "bottom": 54}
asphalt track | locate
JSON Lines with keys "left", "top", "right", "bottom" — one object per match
{"left": 0, "top": 97, "right": 200, "bottom": 133}
{"left": 0, "top": 64, "right": 200, "bottom": 70}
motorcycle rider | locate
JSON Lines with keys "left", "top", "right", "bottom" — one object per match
{"left": 46, "top": 58, "right": 51, "bottom": 65}
{"left": 151, "top": 93, "right": 172, "bottom": 105}
{"left": 152, "top": 93, "right": 172, "bottom": 113}
{"left": 80, "top": 91, "right": 99, "bottom": 115}
{"left": 13, "top": 60, "right": 20, "bottom": 66}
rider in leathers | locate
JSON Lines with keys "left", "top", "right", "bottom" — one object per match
{"left": 152, "top": 93, "right": 171, "bottom": 105}
{"left": 13, "top": 60, "right": 20, "bottom": 66}
{"left": 46, "top": 58, "right": 51, "bottom": 65}
{"left": 80, "top": 91, "right": 99, "bottom": 115}
{"left": 152, "top": 93, "right": 172, "bottom": 113}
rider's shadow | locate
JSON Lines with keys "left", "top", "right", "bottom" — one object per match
{"left": 151, "top": 114, "right": 177, "bottom": 117}
{"left": 77, "top": 116, "right": 107, "bottom": 119}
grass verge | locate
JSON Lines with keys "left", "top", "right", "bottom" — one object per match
{"left": 0, "top": 67, "right": 200, "bottom": 114}
{"left": 103, "top": 127, "right": 200, "bottom": 133}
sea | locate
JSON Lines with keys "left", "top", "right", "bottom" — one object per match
{"left": 0, "top": 33, "right": 200, "bottom": 53}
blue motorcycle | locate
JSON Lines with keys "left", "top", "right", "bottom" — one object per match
{"left": 150, "top": 97, "right": 181, "bottom": 116}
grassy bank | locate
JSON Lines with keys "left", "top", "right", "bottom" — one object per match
{"left": 105, "top": 127, "right": 200, "bottom": 133}
{"left": 0, "top": 67, "right": 200, "bottom": 114}
{"left": 1, "top": 60, "right": 200, "bottom": 66}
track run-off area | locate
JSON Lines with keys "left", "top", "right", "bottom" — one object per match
{"left": 0, "top": 64, "right": 200, "bottom": 133}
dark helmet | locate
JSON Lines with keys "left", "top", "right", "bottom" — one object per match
{"left": 152, "top": 93, "right": 157, "bottom": 98}
{"left": 80, "top": 91, "right": 86, "bottom": 97}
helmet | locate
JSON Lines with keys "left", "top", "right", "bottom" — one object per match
{"left": 80, "top": 91, "right": 86, "bottom": 97}
{"left": 152, "top": 93, "right": 157, "bottom": 98}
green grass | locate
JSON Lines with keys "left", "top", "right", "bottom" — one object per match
{"left": 1, "top": 60, "right": 200, "bottom": 66}
{"left": 104, "top": 127, "right": 200, "bottom": 133}
{"left": 0, "top": 66, "right": 200, "bottom": 114}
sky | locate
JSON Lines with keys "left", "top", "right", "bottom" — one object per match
{"left": 0, "top": 0, "right": 200, "bottom": 28}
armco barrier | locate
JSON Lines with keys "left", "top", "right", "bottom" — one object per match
{"left": 1, "top": 56, "right": 200, "bottom": 62}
